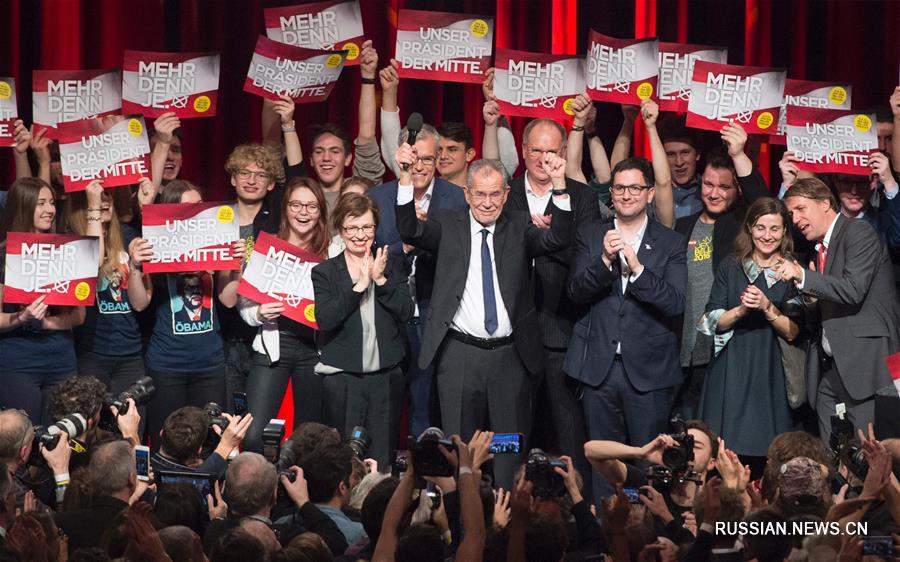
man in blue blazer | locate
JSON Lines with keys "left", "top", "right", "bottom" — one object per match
{"left": 565, "top": 157, "right": 687, "bottom": 498}
{"left": 369, "top": 123, "right": 468, "bottom": 436}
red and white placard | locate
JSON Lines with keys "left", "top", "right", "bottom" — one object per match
{"left": 142, "top": 202, "right": 240, "bottom": 273}
{"left": 264, "top": 0, "right": 364, "bottom": 66}
{"left": 686, "top": 61, "right": 786, "bottom": 134}
{"left": 770, "top": 79, "right": 852, "bottom": 145}
{"left": 786, "top": 107, "right": 877, "bottom": 176}
{"left": 0, "top": 77, "right": 17, "bottom": 147}
{"left": 395, "top": 9, "right": 493, "bottom": 84}
{"left": 122, "top": 51, "right": 220, "bottom": 118}
{"left": 494, "top": 48, "right": 585, "bottom": 119}
{"left": 585, "top": 31, "right": 659, "bottom": 105}
{"left": 58, "top": 115, "right": 151, "bottom": 192}
{"left": 32, "top": 69, "right": 121, "bottom": 138}
{"left": 3, "top": 232, "right": 100, "bottom": 306}
{"left": 238, "top": 231, "right": 322, "bottom": 330}
{"left": 657, "top": 43, "right": 727, "bottom": 113}
{"left": 244, "top": 36, "right": 345, "bottom": 103}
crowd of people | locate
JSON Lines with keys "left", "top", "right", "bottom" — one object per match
{"left": 0, "top": 35, "right": 899, "bottom": 562}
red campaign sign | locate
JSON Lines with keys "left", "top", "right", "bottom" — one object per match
{"left": 395, "top": 9, "right": 494, "bottom": 84}
{"left": 657, "top": 42, "right": 728, "bottom": 113}
{"left": 493, "top": 48, "right": 586, "bottom": 119}
{"left": 585, "top": 30, "right": 659, "bottom": 105}
{"left": 264, "top": 0, "right": 365, "bottom": 66}
{"left": 32, "top": 69, "right": 122, "bottom": 139}
{"left": 3, "top": 232, "right": 100, "bottom": 306}
{"left": 686, "top": 61, "right": 786, "bottom": 134}
{"left": 244, "top": 36, "right": 346, "bottom": 103}
{"left": 0, "top": 77, "right": 17, "bottom": 147}
{"left": 786, "top": 107, "right": 878, "bottom": 176}
{"left": 58, "top": 115, "right": 151, "bottom": 192}
{"left": 142, "top": 202, "right": 240, "bottom": 273}
{"left": 238, "top": 231, "right": 323, "bottom": 330}
{"left": 769, "top": 79, "right": 852, "bottom": 145}
{"left": 122, "top": 50, "right": 220, "bottom": 118}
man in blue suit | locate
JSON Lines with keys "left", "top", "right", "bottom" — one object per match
{"left": 369, "top": 124, "right": 468, "bottom": 435}
{"left": 565, "top": 157, "right": 687, "bottom": 498}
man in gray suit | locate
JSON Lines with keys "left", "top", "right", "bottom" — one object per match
{"left": 779, "top": 177, "right": 900, "bottom": 442}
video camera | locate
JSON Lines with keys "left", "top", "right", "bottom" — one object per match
{"left": 409, "top": 427, "right": 456, "bottom": 478}
{"left": 524, "top": 448, "right": 567, "bottom": 498}
{"left": 28, "top": 414, "right": 88, "bottom": 467}
{"left": 829, "top": 414, "right": 868, "bottom": 496}
{"left": 98, "top": 376, "right": 156, "bottom": 433}
{"left": 647, "top": 415, "right": 701, "bottom": 491}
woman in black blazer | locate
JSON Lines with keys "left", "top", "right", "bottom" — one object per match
{"left": 311, "top": 193, "right": 414, "bottom": 466}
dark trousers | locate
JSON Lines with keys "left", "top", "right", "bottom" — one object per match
{"left": 321, "top": 365, "right": 405, "bottom": 468}
{"left": 816, "top": 353, "right": 875, "bottom": 445}
{"left": 672, "top": 364, "right": 708, "bottom": 420}
{"left": 77, "top": 351, "right": 147, "bottom": 436}
{"left": 406, "top": 318, "right": 436, "bottom": 437}
{"left": 223, "top": 339, "right": 252, "bottom": 413}
{"left": 582, "top": 358, "right": 675, "bottom": 500}
{"left": 1, "top": 370, "right": 76, "bottom": 426}
{"left": 146, "top": 367, "right": 225, "bottom": 452}
{"left": 244, "top": 334, "right": 321, "bottom": 454}
{"left": 534, "top": 348, "right": 592, "bottom": 494}
{"left": 435, "top": 337, "right": 531, "bottom": 490}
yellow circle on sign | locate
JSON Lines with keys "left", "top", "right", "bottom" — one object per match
{"left": 0, "top": 81, "right": 11, "bottom": 100}
{"left": 829, "top": 86, "right": 847, "bottom": 106}
{"left": 304, "top": 303, "right": 316, "bottom": 323}
{"left": 326, "top": 54, "right": 343, "bottom": 68}
{"left": 342, "top": 42, "right": 360, "bottom": 61}
{"left": 854, "top": 114, "right": 872, "bottom": 132}
{"left": 128, "top": 118, "right": 143, "bottom": 136}
{"left": 217, "top": 206, "right": 235, "bottom": 224}
{"left": 74, "top": 282, "right": 91, "bottom": 301}
{"left": 636, "top": 82, "right": 653, "bottom": 100}
{"left": 756, "top": 111, "right": 774, "bottom": 130}
{"left": 194, "top": 95, "right": 211, "bottom": 113}
{"left": 470, "top": 19, "right": 489, "bottom": 38}
{"left": 562, "top": 98, "right": 575, "bottom": 116}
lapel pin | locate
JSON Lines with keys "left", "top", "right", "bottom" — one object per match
{"left": 645, "top": 244, "right": 652, "bottom": 250}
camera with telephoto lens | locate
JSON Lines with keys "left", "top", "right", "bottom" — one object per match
{"left": 28, "top": 414, "right": 88, "bottom": 467}
{"left": 200, "top": 402, "right": 229, "bottom": 451}
{"left": 346, "top": 426, "right": 369, "bottom": 460}
{"left": 524, "top": 448, "right": 567, "bottom": 498}
{"left": 829, "top": 414, "right": 868, "bottom": 482}
{"left": 410, "top": 427, "right": 456, "bottom": 478}
{"left": 98, "top": 376, "right": 157, "bottom": 432}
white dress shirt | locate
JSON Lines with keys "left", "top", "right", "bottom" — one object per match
{"left": 612, "top": 215, "right": 648, "bottom": 353}
{"left": 524, "top": 173, "right": 553, "bottom": 216}
{"left": 798, "top": 213, "right": 840, "bottom": 356}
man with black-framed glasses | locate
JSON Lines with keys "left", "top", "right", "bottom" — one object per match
{"left": 565, "top": 157, "right": 687, "bottom": 500}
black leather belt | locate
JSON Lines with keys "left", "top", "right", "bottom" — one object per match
{"left": 447, "top": 329, "right": 513, "bottom": 350}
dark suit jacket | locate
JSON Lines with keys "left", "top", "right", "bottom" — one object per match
{"left": 369, "top": 178, "right": 468, "bottom": 307}
{"left": 311, "top": 253, "right": 414, "bottom": 373}
{"left": 504, "top": 175, "right": 606, "bottom": 349}
{"left": 565, "top": 218, "right": 687, "bottom": 391}
{"left": 802, "top": 214, "right": 900, "bottom": 402}
{"left": 54, "top": 495, "right": 129, "bottom": 553}
{"left": 395, "top": 198, "right": 574, "bottom": 376}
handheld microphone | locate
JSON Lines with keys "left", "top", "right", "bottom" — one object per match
{"left": 402, "top": 112, "right": 424, "bottom": 172}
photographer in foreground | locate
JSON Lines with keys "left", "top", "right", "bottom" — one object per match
{"left": 584, "top": 419, "right": 718, "bottom": 543}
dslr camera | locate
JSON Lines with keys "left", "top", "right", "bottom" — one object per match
{"left": 410, "top": 427, "right": 456, "bottom": 478}
{"left": 29, "top": 414, "right": 88, "bottom": 467}
{"left": 98, "top": 376, "right": 156, "bottom": 432}
{"left": 829, "top": 414, "right": 868, "bottom": 494}
{"left": 647, "top": 415, "right": 700, "bottom": 490}
{"left": 524, "top": 448, "right": 567, "bottom": 498}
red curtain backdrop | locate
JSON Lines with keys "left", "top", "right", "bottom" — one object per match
{"left": 3, "top": 0, "right": 898, "bottom": 190}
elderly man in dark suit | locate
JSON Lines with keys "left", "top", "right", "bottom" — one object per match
{"left": 395, "top": 148, "right": 573, "bottom": 488}
{"left": 779, "top": 177, "right": 900, "bottom": 442}
{"left": 369, "top": 123, "right": 468, "bottom": 436}
{"left": 565, "top": 157, "right": 687, "bottom": 498}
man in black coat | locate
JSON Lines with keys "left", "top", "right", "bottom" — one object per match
{"left": 504, "top": 117, "right": 604, "bottom": 485}
{"left": 395, "top": 151, "right": 574, "bottom": 489}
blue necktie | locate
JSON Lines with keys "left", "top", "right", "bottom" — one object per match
{"left": 481, "top": 229, "right": 498, "bottom": 334}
